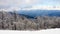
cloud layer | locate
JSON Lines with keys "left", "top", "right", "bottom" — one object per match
{"left": 0, "top": 0, "right": 60, "bottom": 11}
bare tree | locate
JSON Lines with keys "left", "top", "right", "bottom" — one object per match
{"left": 13, "top": 10, "right": 17, "bottom": 22}
{"left": 1, "top": 11, "right": 4, "bottom": 29}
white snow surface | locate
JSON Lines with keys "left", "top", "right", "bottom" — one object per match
{"left": 0, "top": 28, "right": 60, "bottom": 34}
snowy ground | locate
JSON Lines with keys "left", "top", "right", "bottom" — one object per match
{"left": 0, "top": 28, "right": 60, "bottom": 34}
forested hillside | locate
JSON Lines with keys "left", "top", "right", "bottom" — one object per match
{"left": 0, "top": 11, "right": 60, "bottom": 30}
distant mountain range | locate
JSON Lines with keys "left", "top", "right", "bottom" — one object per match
{"left": 9, "top": 10, "right": 60, "bottom": 18}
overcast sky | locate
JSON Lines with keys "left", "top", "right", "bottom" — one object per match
{"left": 0, "top": 0, "right": 60, "bottom": 11}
